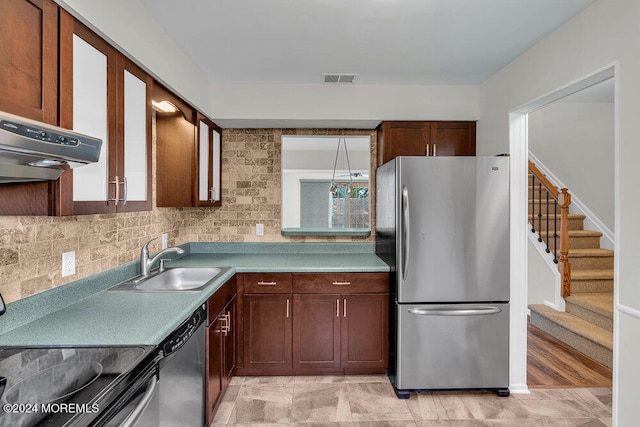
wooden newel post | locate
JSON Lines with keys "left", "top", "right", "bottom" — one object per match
{"left": 559, "top": 188, "right": 572, "bottom": 297}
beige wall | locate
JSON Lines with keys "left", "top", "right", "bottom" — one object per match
{"left": 0, "top": 127, "right": 376, "bottom": 304}
{"left": 529, "top": 101, "right": 615, "bottom": 232}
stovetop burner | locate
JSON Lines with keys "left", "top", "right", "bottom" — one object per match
{"left": 0, "top": 345, "right": 155, "bottom": 427}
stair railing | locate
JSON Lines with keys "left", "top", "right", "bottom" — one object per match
{"left": 528, "top": 161, "right": 572, "bottom": 297}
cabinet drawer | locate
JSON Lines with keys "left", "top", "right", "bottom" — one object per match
{"left": 243, "top": 273, "right": 292, "bottom": 294}
{"left": 293, "top": 273, "right": 389, "bottom": 294}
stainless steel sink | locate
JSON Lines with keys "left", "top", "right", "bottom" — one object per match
{"left": 109, "top": 267, "right": 230, "bottom": 292}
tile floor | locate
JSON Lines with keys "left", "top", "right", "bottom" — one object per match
{"left": 211, "top": 375, "right": 612, "bottom": 426}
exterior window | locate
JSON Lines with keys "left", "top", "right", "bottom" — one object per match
{"left": 330, "top": 182, "right": 369, "bottom": 228}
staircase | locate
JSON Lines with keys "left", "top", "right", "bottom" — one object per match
{"left": 527, "top": 166, "right": 614, "bottom": 369}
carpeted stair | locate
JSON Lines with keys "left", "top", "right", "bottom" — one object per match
{"left": 527, "top": 176, "right": 614, "bottom": 368}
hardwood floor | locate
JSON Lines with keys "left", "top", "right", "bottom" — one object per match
{"left": 527, "top": 322, "right": 612, "bottom": 388}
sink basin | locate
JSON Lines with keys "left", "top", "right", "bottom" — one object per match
{"left": 109, "top": 267, "right": 230, "bottom": 292}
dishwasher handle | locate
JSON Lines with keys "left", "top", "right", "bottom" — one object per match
{"left": 120, "top": 374, "right": 158, "bottom": 427}
{"left": 408, "top": 306, "right": 502, "bottom": 316}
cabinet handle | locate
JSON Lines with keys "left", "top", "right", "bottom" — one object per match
{"left": 223, "top": 311, "right": 231, "bottom": 336}
{"left": 332, "top": 281, "right": 351, "bottom": 286}
{"left": 343, "top": 299, "right": 347, "bottom": 317}
{"left": 286, "top": 298, "right": 290, "bottom": 318}
{"left": 433, "top": 143, "right": 437, "bottom": 156}
{"left": 209, "top": 186, "right": 215, "bottom": 203}
{"left": 258, "top": 281, "right": 277, "bottom": 286}
{"left": 109, "top": 176, "right": 127, "bottom": 206}
{"left": 122, "top": 177, "right": 128, "bottom": 206}
{"left": 110, "top": 176, "right": 120, "bottom": 206}
{"left": 336, "top": 298, "right": 339, "bottom": 317}
{"left": 425, "top": 144, "right": 430, "bottom": 156}
{"left": 220, "top": 315, "right": 227, "bottom": 336}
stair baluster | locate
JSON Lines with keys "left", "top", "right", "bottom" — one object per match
{"left": 528, "top": 161, "right": 572, "bottom": 296}
{"left": 553, "top": 200, "right": 558, "bottom": 264}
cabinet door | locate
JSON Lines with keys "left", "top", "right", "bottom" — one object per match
{"left": 377, "top": 121, "right": 430, "bottom": 166}
{"left": 341, "top": 294, "right": 389, "bottom": 373}
{"left": 206, "top": 317, "right": 223, "bottom": 425}
{"left": 243, "top": 294, "right": 292, "bottom": 374}
{"left": 116, "top": 58, "right": 152, "bottom": 212}
{"left": 0, "top": 0, "right": 58, "bottom": 124}
{"left": 222, "top": 298, "right": 236, "bottom": 387}
{"left": 60, "top": 20, "right": 118, "bottom": 215}
{"left": 430, "top": 122, "right": 476, "bottom": 156}
{"left": 292, "top": 294, "right": 341, "bottom": 372}
{"left": 196, "top": 115, "right": 222, "bottom": 206}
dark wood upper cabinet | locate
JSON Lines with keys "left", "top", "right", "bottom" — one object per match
{"left": 430, "top": 121, "right": 477, "bottom": 157}
{"left": 1, "top": 10, "right": 152, "bottom": 216}
{"left": 0, "top": 0, "right": 58, "bottom": 125}
{"left": 0, "top": 0, "right": 59, "bottom": 216}
{"left": 377, "top": 121, "right": 476, "bottom": 166}
{"left": 195, "top": 113, "right": 222, "bottom": 207}
{"left": 155, "top": 84, "right": 222, "bottom": 208}
{"left": 56, "top": 16, "right": 152, "bottom": 215}
{"left": 154, "top": 83, "right": 196, "bottom": 208}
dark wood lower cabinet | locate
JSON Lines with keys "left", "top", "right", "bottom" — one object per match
{"left": 206, "top": 277, "right": 237, "bottom": 426}
{"left": 341, "top": 294, "right": 389, "bottom": 373}
{"left": 237, "top": 272, "right": 389, "bottom": 376}
{"left": 293, "top": 294, "right": 341, "bottom": 372}
{"left": 242, "top": 294, "right": 292, "bottom": 374}
{"left": 206, "top": 316, "right": 223, "bottom": 424}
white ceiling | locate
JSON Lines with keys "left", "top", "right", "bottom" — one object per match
{"left": 138, "top": 0, "right": 595, "bottom": 86}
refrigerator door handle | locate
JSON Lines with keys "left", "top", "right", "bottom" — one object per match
{"left": 408, "top": 306, "right": 502, "bottom": 316}
{"left": 401, "top": 185, "right": 410, "bottom": 281}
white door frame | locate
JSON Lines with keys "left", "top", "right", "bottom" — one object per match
{"left": 508, "top": 65, "right": 617, "bottom": 396}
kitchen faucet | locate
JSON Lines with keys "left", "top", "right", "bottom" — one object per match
{"left": 140, "top": 237, "right": 185, "bottom": 277}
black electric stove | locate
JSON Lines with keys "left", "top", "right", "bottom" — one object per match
{"left": 0, "top": 345, "right": 156, "bottom": 427}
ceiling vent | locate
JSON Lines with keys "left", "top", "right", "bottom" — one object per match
{"left": 322, "top": 73, "right": 359, "bottom": 84}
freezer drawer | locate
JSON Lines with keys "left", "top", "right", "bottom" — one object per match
{"left": 395, "top": 302, "right": 509, "bottom": 391}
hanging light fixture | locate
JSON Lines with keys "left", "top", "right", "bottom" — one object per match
{"left": 330, "top": 137, "right": 354, "bottom": 196}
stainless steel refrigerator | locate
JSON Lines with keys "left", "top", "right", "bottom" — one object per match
{"left": 376, "top": 156, "right": 510, "bottom": 398}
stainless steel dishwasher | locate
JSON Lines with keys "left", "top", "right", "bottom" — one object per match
{"left": 96, "top": 303, "right": 207, "bottom": 426}
{"left": 156, "top": 303, "right": 207, "bottom": 426}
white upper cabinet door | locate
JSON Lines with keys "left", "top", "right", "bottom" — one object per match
{"left": 212, "top": 129, "right": 221, "bottom": 202}
{"left": 72, "top": 34, "right": 109, "bottom": 202}
{"left": 198, "top": 119, "right": 211, "bottom": 203}
{"left": 123, "top": 70, "right": 148, "bottom": 202}
{"left": 196, "top": 118, "right": 222, "bottom": 206}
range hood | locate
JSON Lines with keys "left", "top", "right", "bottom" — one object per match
{"left": 0, "top": 111, "right": 102, "bottom": 183}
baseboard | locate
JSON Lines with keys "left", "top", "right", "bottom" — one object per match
{"left": 528, "top": 152, "right": 614, "bottom": 249}
{"left": 508, "top": 383, "right": 530, "bottom": 394}
{"left": 527, "top": 224, "right": 565, "bottom": 312}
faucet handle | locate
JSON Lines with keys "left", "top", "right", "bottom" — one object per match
{"left": 142, "top": 237, "right": 158, "bottom": 253}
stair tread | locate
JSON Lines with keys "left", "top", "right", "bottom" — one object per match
{"left": 529, "top": 304, "right": 613, "bottom": 350}
{"left": 566, "top": 293, "right": 614, "bottom": 317}
{"left": 572, "top": 269, "right": 614, "bottom": 280}
{"left": 569, "top": 248, "right": 615, "bottom": 257}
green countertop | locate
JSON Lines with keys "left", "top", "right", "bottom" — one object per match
{"left": 0, "top": 243, "right": 388, "bottom": 347}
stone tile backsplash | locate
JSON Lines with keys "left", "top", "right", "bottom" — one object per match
{"left": 0, "top": 128, "right": 377, "bottom": 303}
